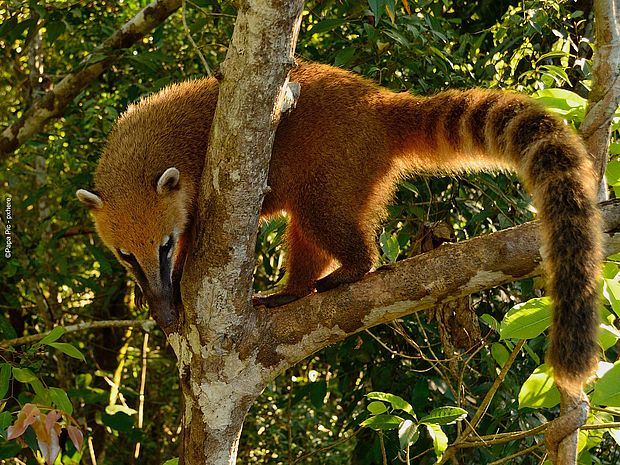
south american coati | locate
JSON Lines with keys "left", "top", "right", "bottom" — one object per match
{"left": 77, "top": 61, "right": 602, "bottom": 394}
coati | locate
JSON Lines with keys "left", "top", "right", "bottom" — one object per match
{"left": 77, "top": 62, "right": 601, "bottom": 393}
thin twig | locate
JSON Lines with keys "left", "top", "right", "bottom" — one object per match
{"left": 488, "top": 444, "right": 543, "bottom": 465}
{"left": 88, "top": 436, "right": 98, "bottom": 465}
{"left": 459, "top": 423, "right": 548, "bottom": 448}
{"left": 437, "top": 340, "right": 526, "bottom": 464}
{"left": 379, "top": 431, "right": 388, "bottom": 465}
{"left": 0, "top": 319, "right": 155, "bottom": 349}
{"left": 181, "top": 0, "right": 212, "bottom": 76}
{"left": 134, "top": 331, "right": 150, "bottom": 460}
{"left": 290, "top": 427, "right": 362, "bottom": 464}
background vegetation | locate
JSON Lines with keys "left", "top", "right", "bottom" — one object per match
{"left": 1, "top": 0, "right": 619, "bottom": 464}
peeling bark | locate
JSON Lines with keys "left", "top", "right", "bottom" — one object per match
{"left": 0, "top": 0, "right": 182, "bottom": 160}
{"left": 170, "top": 0, "right": 304, "bottom": 463}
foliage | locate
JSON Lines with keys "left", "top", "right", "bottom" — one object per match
{"left": 0, "top": 0, "right": 618, "bottom": 464}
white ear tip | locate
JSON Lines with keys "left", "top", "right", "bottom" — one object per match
{"left": 76, "top": 189, "right": 103, "bottom": 209}
{"left": 157, "top": 167, "right": 180, "bottom": 194}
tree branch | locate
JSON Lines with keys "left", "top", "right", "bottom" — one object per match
{"left": 254, "top": 200, "right": 620, "bottom": 373}
{"left": 0, "top": 0, "right": 182, "bottom": 160}
{"left": 0, "top": 319, "right": 155, "bottom": 349}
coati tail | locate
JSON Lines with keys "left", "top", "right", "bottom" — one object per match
{"left": 386, "top": 89, "right": 602, "bottom": 390}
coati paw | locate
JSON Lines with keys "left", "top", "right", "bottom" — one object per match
{"left": 316, "top": 267, "right": 368, "bottom": 293}
{"left": 544, "top": 396, "right": 589, "bottom": 464}
{"left": 253, "top": 293, "right": 300, "bottom": 308}
{"left": 315, "top": 275, "right": 340, "bottom": 293}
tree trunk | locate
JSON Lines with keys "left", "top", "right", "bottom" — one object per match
{"left": 580, "top": 0, "right": 620, "bottom": 201}
{"left": 166, "top": 1, "right": 304, "bottom": 463}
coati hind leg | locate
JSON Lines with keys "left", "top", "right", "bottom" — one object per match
{"left": 306, "top": 212, "right": 377, "bottom": 293}
{"left": 254, "top": 217, "right": 334, "bottom": 308}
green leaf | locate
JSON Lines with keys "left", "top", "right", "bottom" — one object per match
{"left": 599, "top": 323, "right": 620, "bottom": 351}
{"left": 105, "top": 405, "right": 137, "bottom": 416}
{"left": 420, "top": 407, "right": 467, "bottom": 426}
{"left": 366, "top": 392, "right": 415, "bottom": 417}
{"left": 309, "top": 381, "right": 327, "bottom": 409}
{"left": 49, "top": 387, "right": 73, "bottom": 415}
{"left": 592, "top": 362, "right": 620, "bottom": 407}
{"left": 491, "top": 342, "right": 509, "bottom": 367}
{"left": 426, "top": 423, "right": 448, "bottom": 460}
{"left": 334, "top": 47, "right": 356, "bottom": 67}
{"left": 0, "top": 364, "right": 10, "bottom": 399}
{"left": 310, "top": 19, "right": 346, "bottom": 34}
{"left": 38, "top": 326, "right": 66, "bottom": 346}
{"left": 360, "top": 413, "right": 403, "bottom": 430}
{"left": 46, "top": 20, "right": 66, "bottom": 43}
{"left": 0, "top": 411, "right": 12, "bottom": 438}
{"left": 500, "top": 297, "right": 552, "bottom": 340}
{"left": 12, "top": 367, "right": 37, "bottom": 384}
{"left": 367, "top": 401, "right": 388, "bottom": 415}
{"left": 102, "top": 411, "right": 134, "bottom": 432}
{"left": 603, "top": 275, "right": 620, "bottom": 317}
{"left": 47, "top": 342, "right": 85, "bottom": 361}
{"left": 606, "top": 160, "right": 620, "bottom": 186}
{"left": 162, "top": 459, "right": 179, "bottom": 465}
{"left": 398, "top": 419, "right": 419, "bottom": 449}
{"left": 368, "top": 0, "right": 384, "bottom": 23}
{"left": 0, "top": 314, "right": 17, "bottom": 340}
{"left": 480, "top": 314, "right": 500, "bottom": 333}
{"left": 30, "top": 379, "right": 48, "bottom": 402}
{"left": 380, "top": 232, "right": 400, "bottom": 262}
{"left": 518, "top": 364, "right": 560, "bottom": 409}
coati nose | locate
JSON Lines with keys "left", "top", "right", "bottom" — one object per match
{"left": 146, "top": 293, "right": 179, "bottom": 329}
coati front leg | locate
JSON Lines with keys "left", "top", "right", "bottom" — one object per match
{"left": 254, "top": 218, "right": 334, "bottom": 308}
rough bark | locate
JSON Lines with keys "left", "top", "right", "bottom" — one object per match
{"left": 580, "top": 0, "right": 620, "bottom": 200}
{"left": 169, "top": 1, "right": 304, "bottom": 464}
{"left": 0, "top": 0, "right": 182, "bottom": 161}
{"left": 558, "top": 2, "right": 619, "bottom": 462}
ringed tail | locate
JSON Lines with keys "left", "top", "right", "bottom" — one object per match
{"left": 383, "top": 88, "right": 602, "bottom": 390}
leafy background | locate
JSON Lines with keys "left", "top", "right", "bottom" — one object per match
{"left": 1, "top": 0, "right": 619, "bottom": 464}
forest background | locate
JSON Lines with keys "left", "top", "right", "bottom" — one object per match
{"left": 1, "top": 0, "right": 620, "bottom": 464}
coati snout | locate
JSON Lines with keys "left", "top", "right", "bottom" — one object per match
{"left": 77, "top": 167, "right": 190, "bottom": 329}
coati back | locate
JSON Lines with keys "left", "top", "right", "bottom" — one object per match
{"left": 77, "top": 62, "right": 601, "bottom": 393}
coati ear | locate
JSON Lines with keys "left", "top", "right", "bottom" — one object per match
{"left": 157, "top": 167, "right": 180, "bottom": 194}
{"left": 76, "top": 189, "right": 103, "bottom": 209}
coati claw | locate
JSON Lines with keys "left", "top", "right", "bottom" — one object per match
{"left": 544, "top": 394, "right": 589, "bottom": 464}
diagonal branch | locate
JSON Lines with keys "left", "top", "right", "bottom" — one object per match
{"left": 0, "top": 0, "right": 182, "bottom": 161}
{"left": 253, "top": 200, "right": 620, "bottom": 373}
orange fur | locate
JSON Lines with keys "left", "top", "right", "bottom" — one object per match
{"left": 78, "top": 62, "right": 602, "bottom": 389}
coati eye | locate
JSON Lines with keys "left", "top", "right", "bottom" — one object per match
{"left": 116, "top": 249, "right": 148, "bottom": 290}
{"left": 160, "top": 235, "right": 174, "bottom": 260}
{"left": 119, "top": 248, "right": 131, "bottom": 258}
{"left": 118, "top": 248, "right": 136, "bottom": 264}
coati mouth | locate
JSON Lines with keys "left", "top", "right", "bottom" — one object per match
{"left": 134, "top": 269, "right": 183, "bottom": 330}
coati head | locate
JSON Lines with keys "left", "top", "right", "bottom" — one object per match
{"left": 76, "top": 167, "right": 192, "bottom": 329}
